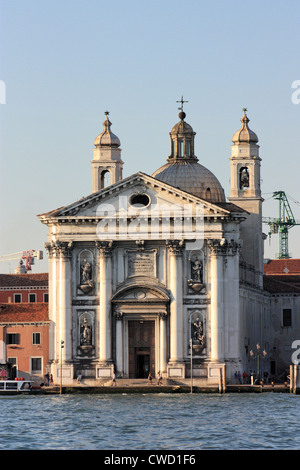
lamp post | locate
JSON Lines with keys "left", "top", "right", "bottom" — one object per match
{"left": 250, "top": 343, "right": 267, "bottom": 382}
{"left": 60, "top": 340, "right": 64, "bottom": 395}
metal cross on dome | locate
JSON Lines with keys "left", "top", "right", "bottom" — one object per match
{"left": 176, "top": 95, "right": 188, "bottom": 112}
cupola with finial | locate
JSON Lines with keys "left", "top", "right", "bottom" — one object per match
{"left": 168, "top": 96, "right": 197, "bottom": 161}
{"left": 91, "top": 111, "right": 123, "bottom": 193}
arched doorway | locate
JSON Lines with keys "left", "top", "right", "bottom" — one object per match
{"left": 112, "top": 280, "right": 170, "bottom": 378}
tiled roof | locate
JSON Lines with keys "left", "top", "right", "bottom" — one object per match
{"left": 0, "top": 302, "right": 49, "bottom": 322}
{"left": 0, "top": 273, "right": 48, "bottom": 288}
{"left": 263, "top": 275, "right": 300, "bottom": 294}
{"left": 264, "top": 259, "right": 300, "bottom": 275}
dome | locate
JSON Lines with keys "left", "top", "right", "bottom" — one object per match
{"left": 232, "top": 109, "right": 258, "bottom": 144}
{"left": 152, "top": 160, "right": 226, "bottom": 202}
{"left": 94, "top": 113, "right": 121, "bottom": 148}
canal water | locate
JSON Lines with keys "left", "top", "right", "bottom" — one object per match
{"left": 0, "top": 392, "right": 299, "bottom": 450}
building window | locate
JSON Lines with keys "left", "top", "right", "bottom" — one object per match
{"left": 32, "top": 333, "right": 41, "bottom": 345}
{"left": 7, "top": 358, "right": 17, "bottom": 379}
{"left": 14, "top": 294, "right": 22, "bottom": 303}
{"left": 6, "top": 333, "right": 20, "bottom": 345}
{"left": 29, "top": 293, "right": 36, "bottom": 303}
{"left": 186, "top": 139, "right": 191, "bottom": 157}
{"left": 43, "top": 293, "right": 49, "bottom": 302}
{"left": 101, "top": 170, "right": 111, "bottom": 189}
{"left": 178, "top": 140, "right": 184, "bottom": 157}
{"left": 129, "top": 193, "right": 151, "bottom": 208}
{"left": 239, "top": 166, "right": 249, "bottom": 189}
{"left": 282, "top": 309, "right": 292, "bottom": 327}
{"left": 31, "top": 358, "right": 42, "bottom": 374}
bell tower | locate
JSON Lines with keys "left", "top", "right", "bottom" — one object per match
{"left": 229, "top": 108, "right": 264, "bottom": 286}
{"left": 91, "top": 111, "right": 123, "bottom": 193}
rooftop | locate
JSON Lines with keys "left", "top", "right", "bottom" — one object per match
{"left": 0, "top": 302, "right": 49, "bottom": 323}
{"left": 264, "top": 259, "right": 300, "bottom": 275}
{"left": 0, "top": 273, "right": 48, "bottom": 288}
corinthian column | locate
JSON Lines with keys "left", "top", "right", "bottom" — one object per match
{"left": 57, "top": 241, "right": 73, "bottom": 363}
{"left": 167, "top": 240, "right": 184, "bottom": 363}
{"left": 96, "top": 241, "right": 113, "bottom": 364}
{"left": 208, "top": 240, "right": 224, "bottom": 363}
{"left": 44, "top": 242, "right": 59, "bottom": 362}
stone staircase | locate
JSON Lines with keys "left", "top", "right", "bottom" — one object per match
{"left": 64, "top": 376, "right": 210, "bottom": 388}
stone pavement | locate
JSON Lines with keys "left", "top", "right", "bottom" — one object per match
{"left": 39, "top": 377, "right": 296, "bottom": 394}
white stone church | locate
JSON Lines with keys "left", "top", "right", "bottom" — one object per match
{"left": 39, "top": 104, "right": 292, "bottom": 386}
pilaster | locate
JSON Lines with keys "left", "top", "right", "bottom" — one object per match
{"left": 166, "top": 240, "right": 185, "bottom": 378}
{"left": 96, "top": 241, "right": 114, "bottom": 376}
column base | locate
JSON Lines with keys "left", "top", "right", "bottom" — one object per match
{"left": 167, "top": 361, "right": 186, "bottom": 379}
{"left": 96, "top": 362, "right": 114, "bottom": 379}
{"left": 207, "top": 362, "right": 226, "bottom": 389}
{"left": 52, "top": 363, "right": 75, "bottom": 385}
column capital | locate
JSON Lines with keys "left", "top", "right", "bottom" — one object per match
{"left": 114, "top": 310, "right": 123, "bottom": 321}
{"left": 45, "top": 241, "right": 73, "bottom": 259}
{"left": 95, "top": 240, "right": 113, "bottom": 257}
{"left": 158, "top": 311, "right": 168, "bottom": 320}
{"left": 166, "top": 239, "right": 185, "bottom": 255}
{"left": 207, "top": 239, "right": 241, "bottom": 256}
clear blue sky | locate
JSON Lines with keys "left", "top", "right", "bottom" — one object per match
{"left": 0, "top": 0, "right": 300, "bottom": 273}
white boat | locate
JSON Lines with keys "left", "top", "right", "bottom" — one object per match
{"left": 0, "top": 380, "right": 33, "bottom": 394}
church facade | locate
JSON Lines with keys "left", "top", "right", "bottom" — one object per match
{"left": 39, "top": 105, "right": 291, "bottom": 385}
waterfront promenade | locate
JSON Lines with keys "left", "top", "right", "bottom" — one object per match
{"left": 37, "top": 378, "right": 296, "bottom": 394}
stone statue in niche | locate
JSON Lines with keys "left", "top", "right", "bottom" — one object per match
{"left": 78, "top": 258, "right": 94, "bottom": 294}
{"left": 191, "top": 317, "right": 205, "bottom": 354}
{"left": 79, "top": 316, "right": 94, "bottom": 356}
{"left": 81, "top": 317, "right": 92, "bottom": 345}
{"left": 187, "top": 256, "right": 205, "bottom": 293}
{"left": 240, "top": 167, "right": 249, "bottom": 189}
{"left": 192, "top": 257, "right": 203, "bottom": 283}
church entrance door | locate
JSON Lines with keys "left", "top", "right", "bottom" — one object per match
{"left": 128, "top": 320, "right": 155, "bottom": 378}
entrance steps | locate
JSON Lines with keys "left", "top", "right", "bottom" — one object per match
{"left": 69, "top": 377, "right": 208, "bottom": 388}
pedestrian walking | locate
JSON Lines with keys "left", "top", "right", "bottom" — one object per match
{"left": 112, "top": 373, "right": 117, "bottom": 386}
{"left": 157, "top": 371, "right": 162, "bottom": 385}
{"left": 147, "top": 372, "right": 153, "bottom": 385}
{"left": 50, "top": 374, "right": 54, "bottom": 386}
{"left": 77, "top": 374, "right": 82, "bottom": 384}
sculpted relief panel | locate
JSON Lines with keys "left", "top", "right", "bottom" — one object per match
{"left": 126, "top": 250, "right": 157, "bottom": 278}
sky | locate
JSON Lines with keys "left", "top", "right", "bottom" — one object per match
{"left": 0, "top": 0, "right": 299, "bottom": 273}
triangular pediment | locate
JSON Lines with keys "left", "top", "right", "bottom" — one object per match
{"left": 38, "top": 172, "right": 245, "bottom": 222}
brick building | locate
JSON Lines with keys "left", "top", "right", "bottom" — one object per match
{"left": 0, "top": 302, "right": 49, "bottom": 381}
{"left": 0, "top": 273, "right": 49, "bottom": 383}
{"left": 0, "top": 273, "right": 48, "bottom": 304}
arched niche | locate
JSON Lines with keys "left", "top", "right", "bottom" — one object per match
{"left": 189, "top": 310, "right": 206, "bottom": 356}
{"left": 78, "top": 249, "right": 94, "bottom": 294}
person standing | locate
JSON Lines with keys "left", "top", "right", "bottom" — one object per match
{"left": 112, "top": 373, "right": 117, "bottom": 386}
{"left": 147, "top": 372, "right": 153, "bottom": 385}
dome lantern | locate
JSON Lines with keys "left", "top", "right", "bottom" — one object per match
{"left": 168, "top": 96, "right": 197, "bottom": 161}
{"left": 152, "top": 99, "right": 226, "bottom": 203}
